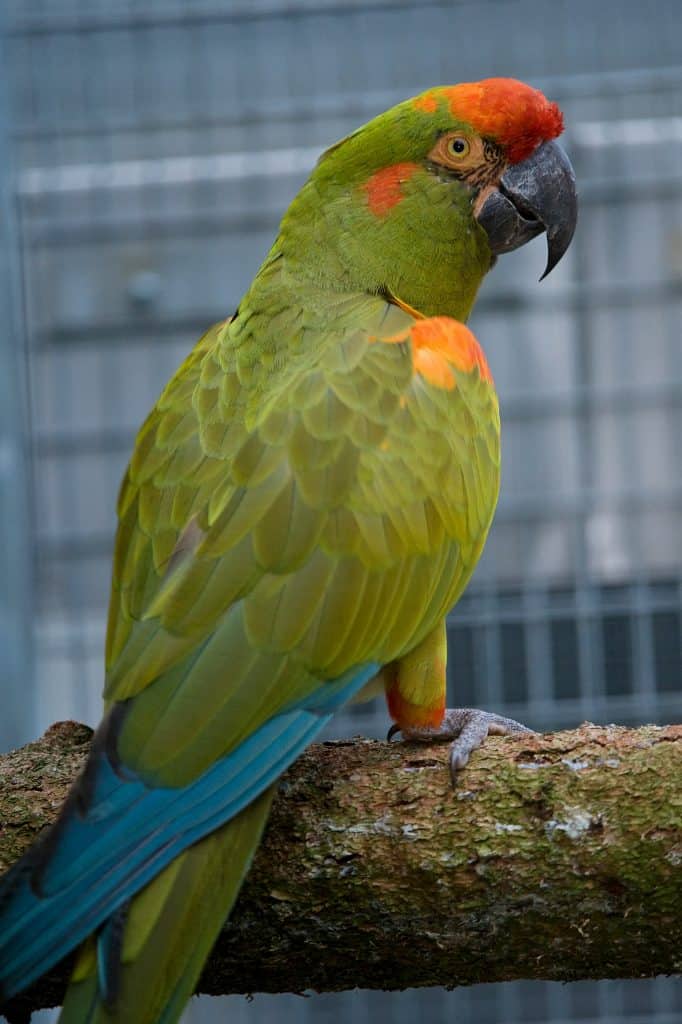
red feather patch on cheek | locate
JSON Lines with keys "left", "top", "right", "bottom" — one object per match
{"left": 362, "top": 162, "right": 420, "bottom": 217}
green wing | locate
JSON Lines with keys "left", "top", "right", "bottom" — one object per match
{"left": 105, "top": 294, "right": 499, "bottom": 785}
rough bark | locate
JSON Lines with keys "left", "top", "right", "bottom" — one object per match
{"left": 1, "top": 721, "right": 681, "bottom": 1019}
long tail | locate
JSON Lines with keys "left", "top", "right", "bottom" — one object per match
{"left": 60, "top": 787, "right": 274, "bottom": 1024}
{"left": 0, "top": 663, "right": 378, "bottom": 1017}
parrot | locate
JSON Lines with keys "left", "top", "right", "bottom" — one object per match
{"left": 0, "top": 77, "right": 577, "bottom": 1023}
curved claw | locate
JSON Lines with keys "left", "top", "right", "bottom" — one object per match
{"left": 389, "top": 708, "right": 534, "bottom": 785}
{"left": 447, "top": 710, "right": 534, "bottom": 784}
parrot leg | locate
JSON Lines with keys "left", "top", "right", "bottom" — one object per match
{"left": 383, "top": 623, "right": 533, "bottom": 782}
{"left": 388, "top": 708, "right": 534, "bottom": 782}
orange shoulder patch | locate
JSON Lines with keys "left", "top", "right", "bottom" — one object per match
{"left": 362, "top": 162, "right": 420, "bottom": 217}
{"left": 410, "top": 317, "right": 493, "bottom": 389}
{"left": 373, "top": 316, "right": 493, "bottom": 390}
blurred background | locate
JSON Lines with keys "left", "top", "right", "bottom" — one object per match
{"left": 1, "top": 1, "right": 681, "bottom": 1022}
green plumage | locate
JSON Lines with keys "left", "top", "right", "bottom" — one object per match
{"left": 0, "top": 77, "right": 578, "bottom": 1024}
{"left": 62, "top": 790, "right": 275, "bottom": 1024}
{"left": 107, "top": 288, "right": 499, "bottom": 785}
{"left": 63, "top": 93, "right": 505, "bottom": 1023}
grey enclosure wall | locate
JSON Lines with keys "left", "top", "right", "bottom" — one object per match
{"left": 2, "top": 2, "right": 681, "bottom": 1023}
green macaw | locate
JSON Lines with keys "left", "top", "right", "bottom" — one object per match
{"left": 0, "top": 78, "right": 576, "bottom": 1023}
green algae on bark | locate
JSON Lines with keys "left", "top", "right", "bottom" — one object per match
{"left": 1, "top": 722, "right": 680, "bottom": 1018}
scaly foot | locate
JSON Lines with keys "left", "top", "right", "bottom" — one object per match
{"left": 388, "top": 708, "right": 534, "bottom": 782}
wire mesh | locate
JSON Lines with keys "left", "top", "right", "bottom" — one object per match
{"left": 3, "top": 1, "right": 681, "bottom": 1022}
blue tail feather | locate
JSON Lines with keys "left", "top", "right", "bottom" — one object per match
{"left": 0, "top": 663, "right": 379, "bottom": 1001}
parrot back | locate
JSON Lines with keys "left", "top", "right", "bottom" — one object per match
{"left": 0, "top": 295, "right": 499, "bottom": 1024}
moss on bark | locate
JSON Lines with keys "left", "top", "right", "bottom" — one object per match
{"left": 1, "top": 722, "right": 681, "bottom": 1018}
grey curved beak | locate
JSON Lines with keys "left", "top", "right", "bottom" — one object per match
{"left": 476, "top": 140, "right": 578, "bottom": 280}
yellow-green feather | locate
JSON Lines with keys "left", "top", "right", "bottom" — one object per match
{"left": 72, "top": 273, "right": 499, "bottom": 1022}
{"left": 60, "top": 789, "right": 275, "bottom": 1024}
{"left": 104, "top": 284, "right": 498, "bottom": 788}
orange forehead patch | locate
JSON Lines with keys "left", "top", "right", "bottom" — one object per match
{"left": 412, "top": 92, "right": 439, "bottom": 114}
{"left": 377, "top": 316, "right": 493, "bottom": 390}
{"left": 363, "top": 162, "right": 420, "bottom": 216}
{"left": 414, "top": 78, "right": 563, "bottom": 164}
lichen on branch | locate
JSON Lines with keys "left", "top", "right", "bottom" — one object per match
{"left": 1, "top": 721, "right": 681, "bottom": 1019}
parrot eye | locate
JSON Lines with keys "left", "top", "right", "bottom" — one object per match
{"left": 447, "top": 136, "right": 470, "bottom": 158}
{"left": 428, "top": 132, "right": 483, "bottom": 172}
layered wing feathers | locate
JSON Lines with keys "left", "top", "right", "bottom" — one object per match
{"left": 0, "top": 294, "right": 500, "bottom": 1013}
{"left": 106, "top": 296, "right": 499, "bottom": 783}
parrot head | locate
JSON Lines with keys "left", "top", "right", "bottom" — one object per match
{"left": 282, "top": 78, "right": 577, "bottom": 320}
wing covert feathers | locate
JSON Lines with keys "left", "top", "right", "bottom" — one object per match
{"left": 0, "top": 293, "right": 500, "bottom": 1022}
{"left": 106, "top": 302, "right": 499, "bottom": 766}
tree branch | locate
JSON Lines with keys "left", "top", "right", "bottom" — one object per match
{"left": 1, "top": 721, "right": 681, "bottom": 1018}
